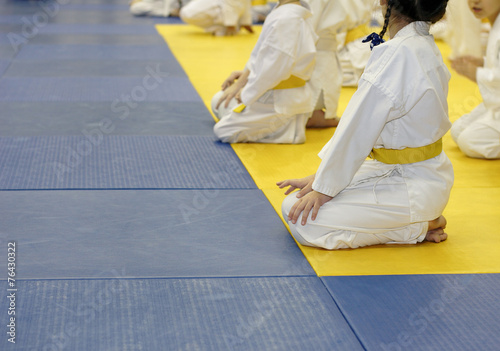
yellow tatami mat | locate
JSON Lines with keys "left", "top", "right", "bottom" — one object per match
{"left": 157, "top": 24, "right": 500, "bottom": 276}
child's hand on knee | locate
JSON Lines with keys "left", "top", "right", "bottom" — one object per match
{"left": 221, "top": 71, "right": 243, "bottom": 90}
{"left": 288, "top": 191, "right": 333, "bottom": 226}
{"left": 277, "top": 174, "right": 315, "bottom": 197}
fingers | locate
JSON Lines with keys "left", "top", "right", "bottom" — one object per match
{"left": 300, "top": 201, "right": 313, "bottom": 226}
{"left": 224, "top": 93, "right": 234, "bottom": 108}
{"left": 288, "top": 199, "right": 304, "bottom": 225}
{"left": 215, "top": 96, "right": 223, "bottom": 110}
{"left": 311, "top": 200, "right": 320, "bottom": 221}
{"left": 277, "top": 179, "right": 294, "bottom": 189}
{"left": 296, "top": 183, "right": 312, "bottom": 198}
{"left": 288, "top": 197, "right": 312, "bottom": 226}
{"left": 221, "top": 80, "right": 232, "bottom": 90}
{"left": 216, "top": 94, "right": 227, "bottom": 110}
{"left": 276, "top": 180, "right": 297, "bottom": 195}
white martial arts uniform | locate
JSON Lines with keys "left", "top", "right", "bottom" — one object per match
{"left": 130, "top": 0, "right": 190, "bottom": 17}
{"left": 282, "top": 22, "right": 454, "bottom": 249}
{"left": 445, "top": 0, "right": 483, "bottom": 59}
{"left": 212, "top": 1, "right": 317, "bottom": 143}
{"left": 307, "top": 0, "right": 372, "bottom": 117}
{"left": 180, "top": 0, "right": 252, "bottom": 35}
{"left": 451, "top": 17, "right": 500, "bottom": 159}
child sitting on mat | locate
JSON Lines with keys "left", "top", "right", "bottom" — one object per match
{"left": 450, "top": 0, "right": 500, "bottom": 159}
{"left": 277, "top": 0, "right": 454, "bottom": 249}
{"left": 211, "top": 0, "right": 318, "bottom": 144}
{"left": 180, "top": 0, "right": 254, "bottom": 36}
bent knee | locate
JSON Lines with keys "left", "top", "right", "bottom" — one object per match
{"left": 281, "top": 193, "right": 299, "bottom": 219}
{"left": 179, "top": 6, "right": 197, "bottom": 22}
{"left": 211, "top": 90, "right": 224, "bottom": 118}
{"left": 457, "top": 128, "right": 500, "bottom": 159}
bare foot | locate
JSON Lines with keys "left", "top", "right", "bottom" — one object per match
{"left": 425, "top": 216, "right": 448, "bottom": 243}
{"left": 306, "top": 110, "right": 339, "bottom": 128}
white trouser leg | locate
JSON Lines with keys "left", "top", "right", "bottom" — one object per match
{"left": 281, "top": 173, "right": 428, "bottom": 250}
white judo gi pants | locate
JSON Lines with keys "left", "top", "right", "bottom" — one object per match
{"left": 211, "top": 90, "right": 310, "bottom": 144}
{"left": 450, "top": 105, "right": 500, "bottom": 159}
{"left": 282, "top": 165, "right": 428, "bottom": 250}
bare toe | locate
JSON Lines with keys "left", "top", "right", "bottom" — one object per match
{"left": 428, "top": 215, "right": 447, "bottom": 231}
{"left": 425, "top": 228, "right": 448, "bottom": 243}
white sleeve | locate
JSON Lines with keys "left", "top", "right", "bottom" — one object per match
{"left": 312, "top": 79, "right": 398, "bottom": 198}
{"left": 240, "top": 19, "right": 308, "bottom": 106}
{"left": 310, "top": 0, "right": 373, "bottom": 34}
{"left": 476, "top": 51, "right": 500, "bottom": 109}
{"left": 222, "top": 0, "right": 247, "bottom": 26}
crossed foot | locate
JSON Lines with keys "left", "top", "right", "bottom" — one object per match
{"left": 306, "top": 110, "right": 339, "bottom": 128}
{"left": 425, "top": 215, "right": 448, "bottom": 243}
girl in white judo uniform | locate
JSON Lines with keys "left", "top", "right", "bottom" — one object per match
{"left": 446, "top": 0, "right": 483, "bottom": 59}
{"left": 278, "top": 0, "right": 454, "bottom": 249}
{"left": 180, "top": 0, "right": 253, "bottom": 36}
{"left": 130, "top": 0, "right": 190, "bottom": 17}
{"left": 450, "top": 0, "right": 500, "bottom": 159}
{"left": 212, "top": 0, "right": 317, "bottom": 143}
{"left": 305, "top": 0, "right": 373, "bottom": 128}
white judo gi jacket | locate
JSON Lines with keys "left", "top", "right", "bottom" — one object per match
{"left": 451, "top": 16, "right": 500, "bottom": 159}
{"left": 213, "top": 1, "right": 318, "bottom": 143}
{"left": 307, "top": 0, "right": 372, "bottom": 118}
{"left": 283, "top": 22, "right": 455, "bottom": 249}
{"left": 180, "top": 0, "right": 252, "bottom": 34}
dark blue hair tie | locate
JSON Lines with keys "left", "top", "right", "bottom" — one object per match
{"left": 362, "top": 32, "right": 385, "bottom": 51}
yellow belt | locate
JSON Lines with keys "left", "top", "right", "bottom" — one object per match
{"left": 370, "top": 139, "right": 442, "bottom": 164}
{"left": 233, "top": 75, "right": 306, "bottom": 113}
{"left": 344, "top": 24, "right": 372, "bottom": 45}
{"left": 273, "top": 75, "right": 306, "bottom": 90}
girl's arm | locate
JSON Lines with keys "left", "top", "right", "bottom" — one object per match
{"left": 312, "top": 79, "right": 393, "bottom": 199}
{"left": 240, "top": 17, "right": 316, "bottom": 107}
{"left": 216, "top": 69, "right": 250, "bottom": 109}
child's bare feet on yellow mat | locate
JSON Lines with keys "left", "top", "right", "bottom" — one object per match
{"left": 425, "top": 215, "right": 448, "bottom": 243}
{"left": 306, "top": 110, "right": 339, "bottom": 128}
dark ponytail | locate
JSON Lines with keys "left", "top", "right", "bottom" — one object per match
{"left": 379, "top": 0, "right": 449, "bottom": 40}
{"left": 379, "top": 0, "right": 394, "bottom": 39}
{"left": 414, "top": 0, "right": 448, "bottom": 24}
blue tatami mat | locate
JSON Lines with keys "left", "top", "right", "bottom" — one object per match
{"left": 0, "top": 58, "right": 9, "bottom": 76}
{"left": 0, "top": 76, "right": 200, "bottom": 102}
{"left": 0, "top": 277, "right": 363, "bottom": 351}
{"left": 28, "top": 33, "right": 168, "bottom": 45}
{"left": 39, "top": 23, "right": 160, "bottom": 35}
{"left": 0, "top": 189, "right": 312, "bottom": 278}
{"left": 322, "top": 274, "right": 500, "bottom": 351}
{"left": 0, "top": 44, "right": 17, "bottom": 59}
{"left": 15, "top": 44, "right": 176, "bottom": 61}
{"left": 0, "top": 101, "right": 215, "bottom": 136}
{"left": 48, "top": 10, "right": 151, "bottom": 25}
{"left": 0, "top": 135, "right": 255, "bottom": 189}
{"left": 4, "top": 59, "right": 186, "bottom": 77}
